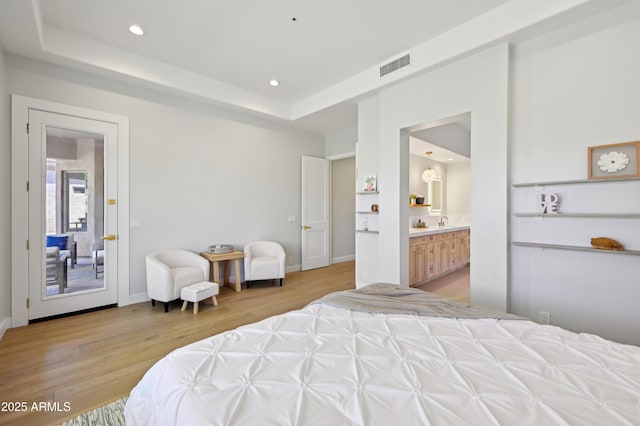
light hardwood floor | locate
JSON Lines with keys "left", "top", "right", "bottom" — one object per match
{"left": 415, "top": 265, "right": 470, "bottom": 303}
{"left": 0, "top": 260, "right": 469, "bottom": 426}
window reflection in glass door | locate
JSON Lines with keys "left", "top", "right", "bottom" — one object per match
{"left": 63, "top": 171, "right": 88, "bottom": 233}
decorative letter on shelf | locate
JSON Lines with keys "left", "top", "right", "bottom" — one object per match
{"left": 538, "top": 193, "right": 559, "bottom": 214}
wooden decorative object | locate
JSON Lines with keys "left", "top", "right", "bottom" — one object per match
{"left": 590, "top": 237, "right": 624, "bottom": 251}
{"left": 588, "top": 141, "right": 640, "bottom": 180}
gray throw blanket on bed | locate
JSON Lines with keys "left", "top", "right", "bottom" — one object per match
{"left": 309, "top": 283, "right": 525, "bottom": 320}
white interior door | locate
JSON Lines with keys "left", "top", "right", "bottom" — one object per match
{"left": 301, "top": 156, "right": 330, "bottom": 270}
{"left": 28, "top": 109, "right": 118, "bottom": 320}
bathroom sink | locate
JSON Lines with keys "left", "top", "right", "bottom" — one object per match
{"left": 439, "top": 225, "right": 468, "bottom": 230}
{"left": 410, "top": 225, "right": 469, "bottom": 235}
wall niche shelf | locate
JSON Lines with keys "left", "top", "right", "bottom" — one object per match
{"left": 356, "top": 230, "right": 379, "bottom": 234}
{"left": 513, "top": 177, "right": 640, "bottom": 188}
{"left": 409, "top": 204, "right": 431, "bottom": 207}
{"left": 513, "top": 241, "right": 640, "bottom": 256}
{"left": 356, "top": 190, "right": 379, "bottom": 234}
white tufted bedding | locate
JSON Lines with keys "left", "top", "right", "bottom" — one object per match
{"left": 125, "top": 293, "right": 640, "bottom": 425}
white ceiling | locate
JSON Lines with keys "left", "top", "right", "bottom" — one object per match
{"left": 410, "top": 117, "right": 471, "bottom": 164}
{"left": 46, "top": 126, "right": 104, "bottom": 141}
{"left": 410, "top": 138, "right": 470, "bottom": 164}
{"left": 0, "top": 0, "right": 623, "bottom": 133}
{"left": 38, "top": 0, "right": 510, "bottom": 103}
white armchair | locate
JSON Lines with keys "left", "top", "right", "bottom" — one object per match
{"left": 146, "top": 249, "right": 210, "bottom": 312}
{"left": 243, "top": 241, "right": 286, "bottom": 288}
{"left": 46, "top": 246, "right": 67, "bottom": 294}
{"left": 92, "top": 239, "right": 104, "bottom": 278}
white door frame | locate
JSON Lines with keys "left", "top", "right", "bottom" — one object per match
{"left": 27, "top": 110, "right": 118, "bottom": 319}
{"left": 327, "top": 152, "right": 356, "bottom": 264}
{"left": 11, "top": 95, "right": 130, "bottom": 327}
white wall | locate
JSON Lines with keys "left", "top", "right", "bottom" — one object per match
{"left": 0, "top": 45, "right": 10, "bottom": 335}
{"left": 6, "top": 55, "right": 325, "bottom": 300}
{"left": 408, "top": 153, "right": 446, "bottom": 228}
{"left": 446, "top": 162, "right": 471, "bottom": 218}
{"left": 408, "top": 156, "right": 471, "bottom": 228}
{"left": 325, "top": 124, "right": 356, "bottom": 159}
{"left": 408, "top": 153, "right": 446, "bottom": 203}
{"left": 510, "top": 3, "right": 640, "bottom": 345}
{"left": 331, "top": 156, "right": 355, "bottom": 263}
{"left": 355, "top": 97, "right": 381, "bottom": 285}
{"left": 354, "top": 2, "right": 640, "bottom": 346}
{"left": 357, "top": 45, "right": 509, "bottom": 313}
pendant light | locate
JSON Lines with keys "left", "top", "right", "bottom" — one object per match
{"left": 421, "top": 151, "right": 437, "bottom": 183}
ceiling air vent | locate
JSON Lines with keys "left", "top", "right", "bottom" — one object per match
{"left": 379, "top": 53, "right": 411, "bottom": 78}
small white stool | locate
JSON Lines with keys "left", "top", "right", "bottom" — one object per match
{"left": 181, "top": 281, "right": 219, "bottom": 314}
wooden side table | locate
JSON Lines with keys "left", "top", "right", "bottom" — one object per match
{"left": 200, "top": 250, "right": 244, "bottom": 292}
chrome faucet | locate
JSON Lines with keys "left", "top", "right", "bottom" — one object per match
{"left": 438, "top": 216, "right": 448, "bottom": 227}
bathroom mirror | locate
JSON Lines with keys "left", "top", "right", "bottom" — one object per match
{"left": 429, "top": 177, "right": 442, "bottom": 213}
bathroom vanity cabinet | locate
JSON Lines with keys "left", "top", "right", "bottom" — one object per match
{"left": 409, "top": 227, "right": 470, "bottom": 286}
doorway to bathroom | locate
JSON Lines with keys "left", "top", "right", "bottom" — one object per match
{"left": 407, "top": 113, "right": 471, "bottom": 294}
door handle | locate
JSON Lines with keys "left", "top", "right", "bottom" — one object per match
{"left": 101, "top": 234, "right": 117, "bottom": 241}
{"left": 302, "top": 225, "right": 311, "bottom": 230}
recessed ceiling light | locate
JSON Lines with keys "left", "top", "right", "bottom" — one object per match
{"left": 269, "top": 79, "right": 280, "bottom": 87}
{"left": 447, "top": 158, "right": 454, "bottom": 161}
{"left": 129, "top": 25, "right": 144, "bottom": 36}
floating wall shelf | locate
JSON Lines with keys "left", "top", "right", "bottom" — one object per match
{"left": 513, "top": 213, "right": 640, "bottom": 218}
{"left": 512, "top": 177, "right": 640, "bottom": 187}
{"left": 513, "top": 241, "right": 640, "bottom": 255}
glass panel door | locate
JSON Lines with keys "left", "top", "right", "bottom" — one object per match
{"left": 44, "top": 130, "right": 105, "bottom": 297}
{"left": 28, "top": 109, "right": 118, "bottom": 320}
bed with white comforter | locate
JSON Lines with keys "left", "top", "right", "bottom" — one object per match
{"left": 125, "top": 284, "right": 640, "bottom": 425}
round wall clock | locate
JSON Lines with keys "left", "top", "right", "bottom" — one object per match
{"left": 597, "top": 151, "right": 629, "bottom": 173}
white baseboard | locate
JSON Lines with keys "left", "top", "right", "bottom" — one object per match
{"left": 128, "top": 292, "right": 151, "bottom": 305}
{"left": 0, "top": 317, "right": 12, "bottom": 341}
{"left": 129, "top": 265, "right": 305, "bottom": 301}
{"left": 219, "top": 268, "right": 301, "bottom": 283}
{"left": 332, "top": 255, "right": 355, "bottom": 264}
{"left": 284, "top": 258, "right": 353, "bottom": 273}
{"left": 286, "top": 264, "right": 301, "bottom": 274}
